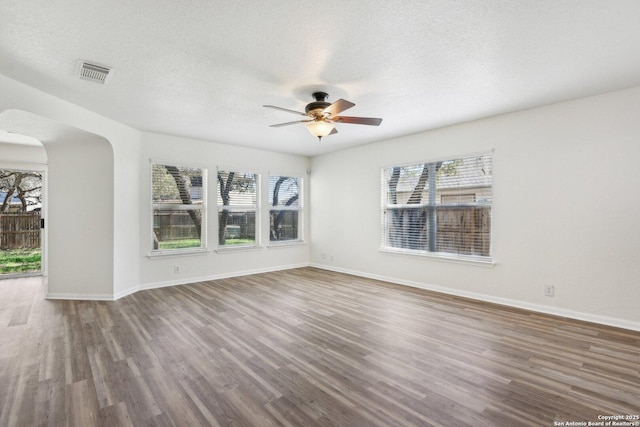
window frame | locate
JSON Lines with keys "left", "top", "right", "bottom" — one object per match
{"left": 268, "top": 173, "right": 304, "bottom": 246}
{"left": 149, "top": 160, "right": 208, "bottom": 257}
{"left": 380, "top": 152, "right": 494, "bottom": 265}
{"left": 216, "top": 168, "right": 261, "bottom": 251}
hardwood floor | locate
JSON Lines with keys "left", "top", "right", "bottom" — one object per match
{"left": 1, "top": 268, "right": 638, "bottom": 426}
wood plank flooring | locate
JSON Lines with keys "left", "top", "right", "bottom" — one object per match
{"left": 1, "top": 268, "right": 639, "bottom": 426}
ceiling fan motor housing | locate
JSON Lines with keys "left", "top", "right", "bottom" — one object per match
{"left": 305, "top": 92, "right": 331, "bottom": 116}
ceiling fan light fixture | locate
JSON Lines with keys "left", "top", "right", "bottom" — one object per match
{"left": 305, "top": 120, "right": 334, "bottom": 140}
{"left": 265, "top": 92, "right": 382, "bottom": 141}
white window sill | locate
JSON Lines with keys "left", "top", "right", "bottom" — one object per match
{"left": 216, "top": 244, "right": 263, "bottom": 253}
{"left": 380, "top": 247, "right": 495, "bottom": 267}
{"left": 268, "top": 240, "right": 305, "bottom": 248}
{"left": 148, "top": 248, "right": 210, "bottom": 259}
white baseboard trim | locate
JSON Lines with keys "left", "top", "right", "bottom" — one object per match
{"left": 309, "top": 263, "right": 640, "bottom": 332}
{"left": 113, "top": 262, "right": 312, "bottom": 300}
{"left": 47, "top": 293, "right": 116, "bottom": 301}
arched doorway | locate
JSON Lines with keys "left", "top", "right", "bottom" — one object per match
{"left": 0, "top": 109, "right": 115, "bottom": 298}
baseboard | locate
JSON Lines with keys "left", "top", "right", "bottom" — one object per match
{"left": 309, "top": 263, "right": 640, "bottom": 332}
{"left": 114, "top": 262, "right": 312, "bottom": 300}
{"left": 46, "top": 292, "right": 116, "bottom": 301}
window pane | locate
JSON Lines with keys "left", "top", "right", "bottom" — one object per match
{"left": 385, "top": 206, "right": 428, "bottom": 250}
{"left": 218, "top": 209, "right": 256, "bottom": 245}
{"left": 216, "top": 171, "right": 257, "bottom": 206}
{"left": 152, "top": 164, "right": 206, "bottom": 252}
{"left": 217, "top": 171, "right": 259, "bottom": 247}
{"left": 0, "top": 168, "right": 43, "bottom": 275}
{"left": 382, "top": 154, "right": 492, "bottom": 259}
{"left": 268, "top": 176, "right": 299, "bottom": 207}
{"left": 154, "top": 209, "right": 202, "bottom": 249}
{"left": 269, "top": 175, "right": 300, "bottom": 242}
{"left": 153, "top": 164, "right": 204, "bottom": 204}
{"left": 270, "top": 210, "right": 298, "bottom": 241}
{"left": 437, "top": 206, "right": 491, "bottom": 256}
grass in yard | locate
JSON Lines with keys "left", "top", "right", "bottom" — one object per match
{"left": 221, "top": 238, "right": 256, "bottom": 246}
{"left": 158, "top": 239, "right": 201, "bottom": 249}
{"left": 0, "top": 249, "right": 41, "bottom": 274}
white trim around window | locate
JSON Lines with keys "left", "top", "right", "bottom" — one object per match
{"left": 268, "top": 173, "right": 303, "bottom": 246}
{"left": 216, "top": 168, "right": 260, "bottom": 251}
{"left": 381, "top": 152, "right": 493, "bottom": 264}
{"left": 149, "top": 161, "right": 207, "bottom": 257}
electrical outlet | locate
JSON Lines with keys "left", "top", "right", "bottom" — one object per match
{"left": 174, "top": 265, "right": 180, "bottom": 274}
{"left": 544, "top": 285, "right": 554, "bottom": 297}
{"left": 321, "top": 253, "right": 326, "bottom": 259}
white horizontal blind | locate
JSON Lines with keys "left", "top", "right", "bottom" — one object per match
{"left": 269, "top": 175, "right": 301, "bottom": 242}
{"left": 381, "top": 153, "right": 492, "bottom": 260}
{"left": 152, "top": 164, "right": 206, "bottom": 251}
{"left": 217, "top": 170, "right": 258, "bottom": 247}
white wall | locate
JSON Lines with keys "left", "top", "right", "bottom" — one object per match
{"left": 310, "top": 86, "right": 640, "bottom": 330}
{"left": 44, "top": 125, "right": 114, "bottom": 297}
{"left": 0, "top": 142, "right": 47, "bottom": 164}
{"left": 137, "top": 132, "right": 310, "bottom": 290}
{"left": 0, "top": 74, "right": 141, "bottom": 299}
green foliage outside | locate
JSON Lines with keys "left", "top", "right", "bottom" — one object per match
{"left": 158, "top": 239, "right": 201, "bottom": 250}
{"left": 0, "top": 249, "right": 41, "bottom": 274}
{"left": 152, "top": 165, "right": 202, "bottom": 202}
{"left": 223, "top": 238, "right": 255, "bottom": 245}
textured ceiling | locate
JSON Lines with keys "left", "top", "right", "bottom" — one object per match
{"left": 1, "top": 0, "right": 640, "bottom": 156}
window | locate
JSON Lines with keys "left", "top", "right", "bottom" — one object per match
{"left": 152, "top": 163, "right": 206, "bottom": 252}
{"left": 0, "top": 167, "right": 44, "bottom": 275}
{"left": 269, "top": 175, "right": 302, "bottom": 243}
{"left": 217, "top": 170, "right": 258, "bottom": 247}
{"left": 381, "top": 153, "right": 492, "bottom": 261}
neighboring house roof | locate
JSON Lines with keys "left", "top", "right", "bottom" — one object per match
{"left": 392, "top": 155, "right": 493, "bottom": 192}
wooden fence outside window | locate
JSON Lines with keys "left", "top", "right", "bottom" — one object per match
{"left": 0, "top": 213, "right": 41, "bottom": 250}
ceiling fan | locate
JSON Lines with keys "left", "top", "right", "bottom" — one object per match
{"left": 264, "top": 92, "right": 382, "bottom": 141}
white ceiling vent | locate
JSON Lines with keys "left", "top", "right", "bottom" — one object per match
{"left": 76, "top": 61, "right": 113, "bottom": 84}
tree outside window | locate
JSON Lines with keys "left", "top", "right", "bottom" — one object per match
{"left": 0, "top": 169, "right": 43, "bottom": 274}
{"left": 0, "top": 169, "right": 42, "bottom": 213}
{"left": 382, "top": 154, "right": 492, "bottom": 260}
{"left": 217, "top": 171, "right": 258, "bottom": 247}
{"left": 152, "top": 164, "right": 206, "bottom": 251}
{"left": 269, "top": 175, "right": 301, "bottom": 242}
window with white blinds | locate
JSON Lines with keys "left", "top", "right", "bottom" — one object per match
{"left": 381, "top": 153, "right": 492, "bottom": 262}
{"left": 269, "top": 175, "right": 302, "bottom": 242}
{"left": 217, "top": 170, "right": 259, "bottom": 248}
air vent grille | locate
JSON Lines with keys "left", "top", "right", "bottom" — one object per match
{"left": 76, "top": 61, "right": 112, "bottom": 84}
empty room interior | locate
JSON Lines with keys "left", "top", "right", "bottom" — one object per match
{"left": 1, "top": 1, "right": 639, "bottom": 426}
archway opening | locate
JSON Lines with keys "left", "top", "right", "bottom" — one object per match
{"left": 0, "top": 109, "right": 115, "bottom": 298}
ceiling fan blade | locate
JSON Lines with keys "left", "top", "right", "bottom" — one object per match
{"left": 323, "top": 99, "right": 355, "bottom": 117}
{"left": 269, "top": 120, "right": 312, "bottom": 128}
{"left": 263, "top": 105, "right": 308, "bottom": 116}
{"left": 332, "top": 116, "right": 383, "bottom": 126}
